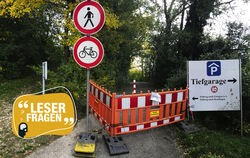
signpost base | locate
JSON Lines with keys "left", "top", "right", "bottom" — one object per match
{"left": 74, "top": 132, "right": 96, "bottom": 157}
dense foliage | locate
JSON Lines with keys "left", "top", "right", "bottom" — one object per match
{"left": 0, "top": 0, "right": 156, "bottom": 113}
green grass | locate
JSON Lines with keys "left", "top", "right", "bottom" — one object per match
{"left": 176, "top": 127, "right": 250, "bottom": 158}
{"left": 129, "top": 69, "right": 144, "bottom": 82}
{"left": 0, "top": 76, "right": 40, "bottom": 101}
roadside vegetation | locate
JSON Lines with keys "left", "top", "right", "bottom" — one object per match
{"left": 176, "top": 126, "right": 250, "bottom": 158}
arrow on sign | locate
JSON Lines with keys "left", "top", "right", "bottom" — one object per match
{"left": 228, "top": 78, "right": 237, "bottom": 83}
{"left": 192, "top": 97, "right": 198, "bottom": 100}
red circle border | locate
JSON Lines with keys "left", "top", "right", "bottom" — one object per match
{"left": 211, "top": 86, "right": 218, "bottom": 93}
{"left": 73, "top": 1, "right": 105, "bottom": 35}
{"left": 73, "top": 36, "right": 104, "bottom": 69}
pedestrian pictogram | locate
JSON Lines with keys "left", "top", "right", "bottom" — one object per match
{"left": 73, "top": 1, "right": 105, "bottom": 35}
{"left": 73, "top": 36, "right": 104, "bottom": 69}
{"left": 84, "top": 7, "right": 94, "bottom": 27}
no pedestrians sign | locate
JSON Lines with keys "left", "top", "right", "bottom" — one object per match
{"left": 73, "top": 1, "right": 105, "bottom": 35}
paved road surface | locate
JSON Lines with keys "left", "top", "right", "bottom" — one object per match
{"left": 27, "top": 82, "right": 184, "bottom": 158}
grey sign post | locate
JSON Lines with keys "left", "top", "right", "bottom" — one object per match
{"left": 86, "top": 69, "right": 90, "bottom": 132}
{"left": 42, "top": 61, "right": 47, "bottom": 95}
{"left": 239, "top": 59, "right": 243, "bottom": 136}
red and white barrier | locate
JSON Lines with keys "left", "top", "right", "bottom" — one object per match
{"left": 117, "top": 91, "right": 186, "bottom": 109}
{"left": 117, "top": 115, "right": 182, "bottom": 134}
{"left": 133, "top": 80, "right": 136, "bottom": 93}
{"left": 90, "top": 84, "right": 111, "bottom": 107}
{"left": 89, "top": 80, "right": 188, "bottom": 136}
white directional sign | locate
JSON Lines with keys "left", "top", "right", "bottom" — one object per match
{"left": 73, "top": 1, "right": 105, "bottom": 35}
{"left": 73, "top": 36, "right": 104, "bottom": 69}
{"left": 188, "top": 59, "right": 241, "bottom": 111}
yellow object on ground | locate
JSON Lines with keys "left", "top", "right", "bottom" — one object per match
{"left": 73, "top": 152, "right": 95, "bottom": 158}
{"left": 75, "top": 142, "right": 95, "bottom": 153}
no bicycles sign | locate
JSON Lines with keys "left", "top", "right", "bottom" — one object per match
{"left": 73, "top": 36, "right": 104, "bottom": 69}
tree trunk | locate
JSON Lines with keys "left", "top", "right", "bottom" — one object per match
{"left": 180, "top": 0, "right": 186, "bottom": 30}
{"left": 163, "top": 0, "right": 168, "bottom": 25}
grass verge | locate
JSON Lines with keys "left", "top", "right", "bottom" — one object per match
{"left": 176, "top": 126, "right": 250, "bottom": 158}
{"left": 0, "top": 76, "right": 60, "bottom": 158}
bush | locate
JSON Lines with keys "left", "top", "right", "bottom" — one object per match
{"left": 165, "top": 68, "right": 187, "bottom": 90}
{"left": 31, "top": 60, "right": 86, "bottom": 117}
{"left": 30, "top": 59, "right": 118, "bottom": 117}
{"left": 129, "top": 69, "right": 143, "bottom": 82}
{"left": 176, "top": 128, "right": 250, "bottom": 158}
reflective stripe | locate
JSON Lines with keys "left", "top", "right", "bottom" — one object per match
{"left": 91, "top": 85, "right": 94, "bottom": 94}
{"left": 121, "top": 127, "right": 129, "bottom": 133}
{"left": 95, "top": 88, "right": 98, "bottom": 98}
{"left": 163, "top": 119, "right": 169, "bottom": 124}
{"left": 175, "top": 116, "right": 180, "bottom": 121}
{"left": 105, "top": 124, "right": 109, "bottom": 130}
{"left": 151, "top": 122, "right": 157, "bottom": 127}
{"left": 137, "top": 125, "right": 144, "bottom": 130}
{"left": 106, "top": 95, "right": 110, "bottom": 107}
{"left": 122, "top": 98, "right": 130, "bottom": 109}
{"left": 100, "top": 92, "right": 103, "bottom": 102}
{"left": 138, "top": 96, "right": 146, "bottom": 107}
{"left": 177, "top": 92, "right": 183, "bottom": 102}
{"left": 165, "top": 94, "right": 172, "bottom": 103}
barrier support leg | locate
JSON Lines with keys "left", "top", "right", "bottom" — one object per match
{"left": 111, "top": 93, "right": 116, "bottom": 136}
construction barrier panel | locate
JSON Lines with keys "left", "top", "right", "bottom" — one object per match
{"left": 89, "top": 80, "right": 188, "bottom": 136}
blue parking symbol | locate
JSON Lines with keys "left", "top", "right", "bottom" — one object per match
{"left": 207, "top": 61, "right": 221, "bottom": 76}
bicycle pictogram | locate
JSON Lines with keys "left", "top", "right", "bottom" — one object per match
{"left": 79, "top": 46, "right": 98, "bottom": 59}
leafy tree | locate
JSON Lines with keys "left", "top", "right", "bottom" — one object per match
{"left": 150, "top": 0, "right": 238, "bottom": 88}
{"left": 179, "top": 0, "right": 218, "bottom": 59}
{"left": 201, "top": 22, "right": 250, "bottom": 96}
{"left": 0, "top": 13, "right": 60, "bottom": 78}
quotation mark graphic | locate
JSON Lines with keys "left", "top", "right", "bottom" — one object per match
{"left": 64, "top": 117, "right": 74, "bottom": 125}
{"left": 18, "top": 101, "right": 29, "bottom": 108}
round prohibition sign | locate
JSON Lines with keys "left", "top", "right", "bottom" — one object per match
{"left": 211, "top": 86, "right": 218, "bottom": 93}
{"left": 73, "top": 1, "right": 105, "bottom": 35}
{"left": 73, "top": 36, "right": 104, "bottom": 69}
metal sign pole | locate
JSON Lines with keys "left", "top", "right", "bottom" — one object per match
{"left": 240, "top": 59, "right": 243, "bottom": 136}
{"left": 186, "top": 61, "right": 190, "bottom": 121}
{"left": 42, "top": 62, "right": 45, "bottom": 95}
{"left": 86, "top": 69, "right": 90, "bottom": 133}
